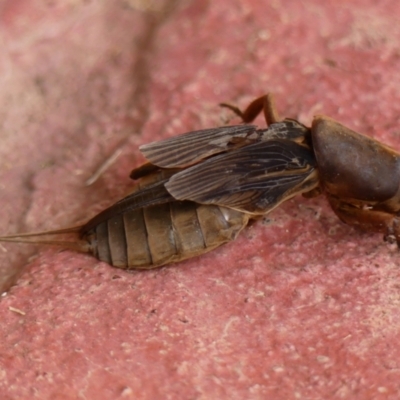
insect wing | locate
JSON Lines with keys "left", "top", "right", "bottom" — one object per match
{"left": 139, "top": 125, "right": 258, "bottom": 168}
{"left": 261, "top": 119, "right": 310, "bottom": 143}
{"left": 165, "top": 139, "right": 317, "bottom": 214}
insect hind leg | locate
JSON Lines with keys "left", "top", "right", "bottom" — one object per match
{"left": 220, "top": 93, "right": 281, "bottom": 125}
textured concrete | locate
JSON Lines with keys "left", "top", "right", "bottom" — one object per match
{"left": 1, "top": 0, "right": 400, "bottom": 399}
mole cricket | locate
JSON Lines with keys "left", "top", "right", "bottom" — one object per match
{"left": 1, "top": 93, "right": 399, "bottom": 269}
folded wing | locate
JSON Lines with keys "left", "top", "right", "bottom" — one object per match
{"left": 165, "top": 139, "right": 318, "bottom": 214}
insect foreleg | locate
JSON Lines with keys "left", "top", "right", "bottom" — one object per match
{"left": 326, "top": 196, "right": 400, "bottom": 246}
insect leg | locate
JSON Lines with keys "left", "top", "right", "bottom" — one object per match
{"left": 130, "top": 162, "right": 160, "bottom": 180}
{"left": 327, "top": 195, "right": 400, "bottom": 245}
{"left": 302, "top": 187, "right": 322, "bottom": 198}
{"left": 220, "top": 93, "right": 281, "bottom": 125}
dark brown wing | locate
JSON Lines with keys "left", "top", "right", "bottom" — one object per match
{"left": 139, "top": 125, "right": 258, "bottom": 168}
{"left": 165, "top": 139, "right": 318, "bottom": 214}
{"left": 139, "top": 120, "right": 310, "bottom": 170}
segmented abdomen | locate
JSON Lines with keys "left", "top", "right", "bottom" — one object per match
{"left": 85, "top": 201, "right": 249, "bottom": 269}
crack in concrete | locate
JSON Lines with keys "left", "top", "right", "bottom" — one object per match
{"left": 86, "top": 0, "right": 183, "bottom": 184}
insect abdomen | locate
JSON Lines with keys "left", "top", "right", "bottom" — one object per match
{"left": 86, "top": 202, "right": 249, "bottom": 269}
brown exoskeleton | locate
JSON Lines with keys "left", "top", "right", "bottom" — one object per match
{"left": 0, "top": 116, "right": 318, "bottom": 269}
{"left": 222, "top": 93, "right": 400, "bottom": 247}
{"left": 3, "top": 93, "right": 397, "bottom": 270}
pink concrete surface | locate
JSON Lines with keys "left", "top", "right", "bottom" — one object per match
{"left": 1, "top": 0, "right": 400, "bottom": 399}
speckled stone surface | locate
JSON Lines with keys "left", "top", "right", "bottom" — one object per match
{"left": 1, "top": 1, "right": 400, "bottom": 399}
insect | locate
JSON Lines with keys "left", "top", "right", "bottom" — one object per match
{"left": 222, "top": 93, "right": 400, "bottom": 247}
{"left": 3, "top": 92, "right": 398, "bottom": 270}
{"left": 0, "top": 103, "right": 318, "bottom": 269}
